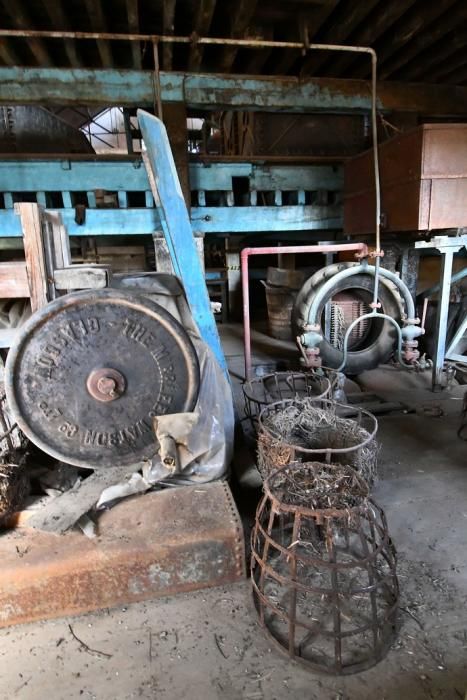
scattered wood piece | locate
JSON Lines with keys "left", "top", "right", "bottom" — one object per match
{"left": 214, "top": 633, "right": 228, "bottom": 659}
{"left": 27, "top": 466, "right": 131, "bottom": 534}
{"left": 68, "top": 624, "right": 112, "bottom": 659}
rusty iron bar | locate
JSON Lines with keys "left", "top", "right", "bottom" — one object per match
{"left": 251, "top": 462, "right": 399, "bottom": 675}
{"left": 241, "top": 242, "right": 369, "bottom": 379}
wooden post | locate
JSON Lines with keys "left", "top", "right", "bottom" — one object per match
{"left": 15, "top": 203, "right": 49, "bottom": 312}
{"left": 163, "top": 102, "right": 191, "bottom": 210}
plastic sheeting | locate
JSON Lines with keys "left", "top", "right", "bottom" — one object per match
{"left": 96, "top": 272, "right": 233, "bottom": 509}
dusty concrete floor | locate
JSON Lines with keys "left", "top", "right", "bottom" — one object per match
{"left": 1, "top": 325, "right": 467, "bottom": 700}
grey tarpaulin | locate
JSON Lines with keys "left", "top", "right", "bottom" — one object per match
{"left": 96, "top": 272, "right": 234, "bottom": 509}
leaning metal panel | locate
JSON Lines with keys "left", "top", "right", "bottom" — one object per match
{"left": 251, "top": 462, "right": 399, "bottom": 675}
{"left": 5, "top": 289, "right": 200, "bottom": 469}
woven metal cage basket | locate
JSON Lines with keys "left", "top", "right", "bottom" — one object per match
{"left": 251, "top": 462, "right": 399, "bottom": 675}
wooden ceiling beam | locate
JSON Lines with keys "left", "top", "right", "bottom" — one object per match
{"left": 218, "top": 0, "right": 259, "bottom": 73}
{"left": 438, "top": 63, "right": 467, "bottom": 86}
{"left": 43, "top": 0, "right": 82, "bottom": 67}
{"left": 83, "top": 0, "right": 113, "bottom": 68}
{"left": 423, "top": 43, "right": 467, "bottom": 83}
{"left": 272, "top": 0, "right": 338, "bottom": 76}
{"left": 403, "top": 32, "right": 467, "bottom": 82}
{"left": 188, "top": 0, "right": 217, "bottom": 71}
{"left": 2, "top": 0, "right": 53, "bottom": 66}
{"left": 162, "top": 0, "right": 176, "bottom": 71}
{"left": 299, "top": 0, "right": 379, "bottom": 77}
{"left": 351, "top": 0, "right": 459, "bottom": 79}
{"left": 0, "top": 38, "right": 20, "bottom": 66}
{"left": 126, "top": 0, "right": 142, "bottom": 69}
{"left": 324, "top": 0, "right": 417, "bottom": 78}
{"left": 379, "top": 0, "right": 467, "bottom": 79}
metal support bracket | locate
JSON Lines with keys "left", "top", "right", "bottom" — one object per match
{"left": 415, "top": 235, "right": 467, "bottom": 390}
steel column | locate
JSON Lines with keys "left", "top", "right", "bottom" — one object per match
{"left": 432, "top": 250, "right": 455, "bottom": 389}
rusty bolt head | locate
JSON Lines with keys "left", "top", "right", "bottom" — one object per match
{"left": 87, "top": 368, "right": 126, "bottom": 403}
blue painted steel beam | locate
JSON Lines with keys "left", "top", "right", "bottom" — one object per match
{"left": 0, "top": 68, "right": 464, "bottom": 114}
{"left": 138, "top": 110, "right": 227, "bottom": 372}
{"left": 0, "top": 158, "right": 343, "bottom": 193}
{"left": 0, "top": 206, "right": 342, "bottom": 237}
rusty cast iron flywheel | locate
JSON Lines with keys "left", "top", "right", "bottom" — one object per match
{"left": 5, "top": 289, "right": 200, "bottom": 469}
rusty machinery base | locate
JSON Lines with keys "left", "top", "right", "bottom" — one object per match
{"left": 0, "top": 482, "right": 245, "bottom": 628}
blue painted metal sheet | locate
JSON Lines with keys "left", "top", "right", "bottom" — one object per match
{"left": 138, "top": 110, "right": 226, "bottom": 372}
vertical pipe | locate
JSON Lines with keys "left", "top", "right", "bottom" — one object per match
{"left": 433, "top": 250, "right": 454, "bottom": 390}
{"left": 241, "top": 247, "right": 252, "bottom": 379}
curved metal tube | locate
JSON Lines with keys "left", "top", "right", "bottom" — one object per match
{"left": 336, "top": 311, "right": 414, "bottom": 372}
{"left": 306, "top": 262, "right": 416, "bottom": 327}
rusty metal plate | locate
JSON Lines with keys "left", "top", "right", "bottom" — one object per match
{"left": 0, "top": 482, "right": 246, "bottom": 628}
{"left": 5, "top": 289, "right": 200, "bottom": 469}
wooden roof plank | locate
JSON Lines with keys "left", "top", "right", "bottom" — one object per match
{"left": 188, "top": 0, "right": 217, "bottom": 71}
{"left": 351, "top": 0, "right": 459, "bottom": 79}
{"left": 126, "top": 0, "right": 142, "bottom": 69}
{"left": 83, "top": 0, "right": 114, "bottom": 68}
{"left": 379, "top": 0, "right": 467, "bottom": 79}
{"left": 299, "top": 0, "right": 380, "bottom": 77}
{"left": 218, "top": 0, "right": 259, "bottom": 73}
{"left": 324, "top": 0, "right": 417, "bottom": 78}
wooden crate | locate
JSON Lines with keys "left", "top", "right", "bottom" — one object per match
{"left": 344, "top": 123, "right": 467, "bottom": 235}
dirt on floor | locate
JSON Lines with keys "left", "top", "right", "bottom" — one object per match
{"left": 1, "top": 334, "right": 467, "bottom": 699}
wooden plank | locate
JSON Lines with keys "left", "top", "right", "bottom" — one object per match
{"left": 272, "top": 0, "right": 339, "bottom": 76}
{"left": 325, "top": 0, "right": 417, "bottom": 78}
{"left": 188, "top": 0, "right": 217, "bottom": 71}
{"left": 379, "top": 3, "right": 464, "bottom": 79}
{"left": 83, "top": 0, "right": 113, "bottom": 68}
{"left": 0, "top": 261, "right": 29, "bottom": 297}
{"left": 162, "top": 0, "right": 177, "bottom": 71}
{"left": 0, "top": 38, "right": 20, "bottom": 66}
{"left": 2, "top": 0, "right": 52, "bottom": 66}
{"left": 43, "top": 0, "right": 82, "bottom": 68}
{"left": 16, "top": 203, "right": 48, "bottom": 311}
{"left": 163, "top": 102, "right": 191, "bottom": 208}
{"left": 351, "top": 0, "right": 459, "bottom": 79}
{"left": 300, "top": 0, "right": 379, "bottom": 77}
{"left": 126, "top": 0, "right": 141, "bottom": 69}
{"left": 26, "top": 466, "right": 131, "bottom": 534}
{"left": 218, "top": 0, "right": 259, "bottom": 73}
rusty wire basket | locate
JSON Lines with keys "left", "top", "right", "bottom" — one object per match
{"left": 242, "top": 371, "right": 331, "bottom": 435}
{"left": 257, "top": 398, "right": 379, "bottom": 486}
{"left": 251, "top": 462, "right": 399, "bottom": 675}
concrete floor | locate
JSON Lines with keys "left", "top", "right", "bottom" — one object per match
{"left": 1, "top": 325, "right": 467, "bottom": 699}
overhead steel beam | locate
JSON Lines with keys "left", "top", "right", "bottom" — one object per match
{"left": 0, "top": 68, "right": 466, "bottom": 114}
